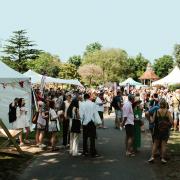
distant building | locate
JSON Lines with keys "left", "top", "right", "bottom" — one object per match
{"left": 139, "top": 63, "right": 159, "bottom": 85}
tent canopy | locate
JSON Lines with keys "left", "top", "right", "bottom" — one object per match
{"left": 120, "top": 78, "right": 142, "bottom": 86}
{"left": 152, "top": 66, "right": 180, "bottom": 86}
{"left": 0, "top": 61, "right": 31, "bottom": 129}
{"left": 24, "top": 70, "right": 83, "bottom": 87}
{"left": 0, "top": 61, "right": 29, "bottom": 83}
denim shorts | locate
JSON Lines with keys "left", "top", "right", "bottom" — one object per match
{"left": 174, "top": 111, "right": 180, "bottom": 120}
{"left": 115, "top": 110, "right": 122, "bottom": 118}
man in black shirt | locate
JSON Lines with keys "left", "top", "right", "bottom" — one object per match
{"left": 111, "top": 91, "right": 123, "bottom": 129}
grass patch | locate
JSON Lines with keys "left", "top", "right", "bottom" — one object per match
{"left": 168, "top": 131, "right": 180, "bottom": 156}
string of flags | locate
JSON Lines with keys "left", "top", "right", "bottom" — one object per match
{"left": 0, "top": 81, "right": 24, "bottom": 89}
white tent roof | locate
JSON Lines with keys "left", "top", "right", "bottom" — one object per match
{"left": 152, "top": 66, "right": 180, "bottom": 86}
{"left": 24, "top": 70, "right": 83, "bottom": 86}
{"left": 120, "top": 77, "right": 142, "bottom": 86}
{"left": 0, "top": 61, "right": 31, "bottom": 129}
{"left": 0, "top": 61, "right": 29, "bottom": 83}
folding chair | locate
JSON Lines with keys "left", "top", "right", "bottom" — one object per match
{"left": 0, "top": 118, "right": 24, "bottom": 155}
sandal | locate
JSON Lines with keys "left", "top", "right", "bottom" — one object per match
{"left": 51, "top": 147, "right": 60, "bottom": 151}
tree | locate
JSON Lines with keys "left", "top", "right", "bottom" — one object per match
{"left": 84, "top": 42, "right": 102, "bottom": 56}
{"left": 78, "top": 64, "right": 103, "bottom": 86}
{"left": 1, "top": 30, "right": 41, "bottom": 72}
{"left": 153, "top": 55, "right": 174, "bottom": 78}
{"left": 83, "top": 48, "right": 128, "bottom": 82}
{"left": 27, "top": 52, "right": 61, "bottom": 77}
{"left": 174, "top": 44, "right": 180, "bottom": 67}
{"left": 134, "top": 53, "right": 149, "bottom": 79}
{"left": 59, "top": 63, "right": 79, "bottom": 79}
{"left": 68, "top": 55, "right": 82, "bottom": 68}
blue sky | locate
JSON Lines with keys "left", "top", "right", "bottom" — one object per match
{"left": 0, "top": 0, "right": 180, "bottom": 62}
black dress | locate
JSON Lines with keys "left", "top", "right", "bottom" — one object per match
{"left": 153, "top": 110, "right": 171, "bottom": 141}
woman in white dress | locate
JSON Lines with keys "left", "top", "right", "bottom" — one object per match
{"left": 13, "top": 98, "right": 29, "bottom": 146}
{"left": 49, "top": 100, "right": 60, "bottom": 151}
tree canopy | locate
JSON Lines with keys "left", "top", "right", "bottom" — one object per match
{"left": 153, "top": 55, "right": 174, "bottom": 78}
{"left": 68, "top": 55, "right": 82, "bottom": 68}
{"left": 1, "top": 30, "right": 41, "bottom": 72}
{"left": 174, "top": 44, "right": 180, "bottom": 67}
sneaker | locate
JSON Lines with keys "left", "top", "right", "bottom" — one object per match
{"left": 126, "top": 151, "right": 132, "bottom": 156}
{"left": 72, "top": 153, "right": 82, "bottom": 156}
{"left": 148, "top": 157, "right": 154, "bottom": 163}
{"left": 39, "top": 144, "right": 46, "bottom": 148}
{"left": 19, "top": 143, "right": 24, "bottom": 147}
{"left": 91, "top": 154, "right": 101, "bottom": 158}
{"left": 161, "top": 158, "right": 167, "bottom": 164}
{"left": 24, "top": 140, "right": 30, "bottom": 144}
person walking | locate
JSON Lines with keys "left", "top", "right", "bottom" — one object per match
{"left": 148, "top": 98, "right": 173, "bottom": 163}
{"left": 80, "top": 93, "right": 102, "bottom": 157}
{"left": 122, "top": 94, "right": 135, "bottom": 156}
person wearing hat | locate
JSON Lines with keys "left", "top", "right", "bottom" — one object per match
{"left": 122, "top": 94, "right": 135, "bottom": 156}
{"left": 132, "top": 97, "right": 143, "bottom": 152}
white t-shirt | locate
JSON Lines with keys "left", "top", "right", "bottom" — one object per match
{"left": 95, "top": 97, "right": 104, "bottom": 112}
{"left": 123, "top": 101, "right": 134, "bottom": 125}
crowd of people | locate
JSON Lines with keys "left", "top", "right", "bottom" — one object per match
{"left": 8, "top": 86, "right": 180, "bottom": 162}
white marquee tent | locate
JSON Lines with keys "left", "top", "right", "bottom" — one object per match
{"left": 0, "top": 61, "right": 32, "bottom": 129}
{"left": 152, "top": 66, "right": 180, "bottom": 86}
{"left": 24, "top": 70, "right": 83, "bottom": 86}
{"left": 120, "top": 77, "right": 143, "bottom": 86}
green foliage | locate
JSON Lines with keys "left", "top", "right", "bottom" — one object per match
{"left": 83, "top": 48, "right": 129, "bottom": 82}
{"left": 168, "top": 84, "right": 180, "bottom": 91}
{"left": 59, "top": 63, "right": 79, "bottom": 79}
{"left": 123, "top": 53, "right": 149, "bottom": 81}
{"left": 153, "top": 55, "right": 174, "bottom": 78}
{"left": 174, "top": 44, "right": 180, "bottom": 67}
{"left": 78, "top": 64, "right": 103, "bottom": 86}
{"left": 27, "top": 52, "right": 61, "bottom": 77}
{"left": 1, "top": 30, "right": 41, "bottom": 72}
{"left": 84, "top": 42, "right": 102, "bottom": 56}
{"left": 68, "top": 55, "right": 82, "bottom": 68}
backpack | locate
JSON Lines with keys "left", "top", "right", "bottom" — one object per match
{"left": 157, "top": 111, "right": 171, "bottom": 132}
{"left": 8, "top": 103, "right": 17, "bottom": 123}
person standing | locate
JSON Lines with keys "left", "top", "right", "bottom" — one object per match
{"left": 112, "top": 91, "right": 123, "bottom": 129}
{"left": 13, "top": 98, "right": 28, "bottom": 146}
{"left": 122, "top": 94, "right": 135, "bottom": 156}
{"left": 133, "top": 99, "right": 143, "bottom": 152}
{"left": 148, "top": 99, "right": 173, "bottom": 163}
{"left": 172, "top": 89, "right": 180, "bottom": 131}
{"left": 61, "top": 94, "right": 72, "bottom": 147}
{"left": 68, "top": 93, "right": 82, "bottom": 156}
{"left": 80, "top": 93, "right": 102, "bottom": 157}
{"left": 36, "top": 101, "right": 47, "bottom": 148}
{"left": 48, "top": 100, "right": 60, "bottom": 151}
{"left": 95, "top": 92, "right": 106, "bottom": 128}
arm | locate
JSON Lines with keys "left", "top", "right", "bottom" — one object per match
{"left": 122, "top": 117, "right": 127, "bottom": 126}
{"left": 168, "top": 111, "right": 173, "bottom": 125}
{"left": 150, "top": 111, "right": 156, "bottom": 123}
